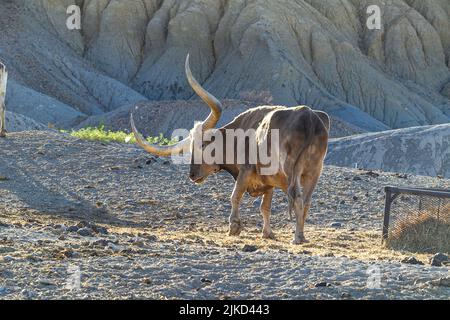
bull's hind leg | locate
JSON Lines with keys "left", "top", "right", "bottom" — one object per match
{"left": 228, "top": 171, "right": 249, "bottom": 236}
{"left": 298, "top": 168, "right": 322, "bottom": 242}
{"left": 288, "top": 177, "right": 308, "bottom": 244}
{"left": 260, "top": 188, "right": 275, "bottom": 239}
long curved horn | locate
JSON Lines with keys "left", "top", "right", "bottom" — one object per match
{"left": 185, "top": 54, "right": 222, "bottom": 130}
{"left": 130, "top": 113, "right": 190, "bottom": 157}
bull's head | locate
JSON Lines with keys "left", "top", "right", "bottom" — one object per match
{"left": 130, "top": 54, "right": 222, "bottom": 184}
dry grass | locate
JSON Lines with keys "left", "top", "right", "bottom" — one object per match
{"left": 386, "top": 213, "right": 450, "bottom": 254}
{"left": 137, "top": 225, "right": 434, "bottom": 263}
{"left": 1, "top": 208, "right": 439, "bottom": 264}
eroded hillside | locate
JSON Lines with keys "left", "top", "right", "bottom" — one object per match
{"left": 0, "top": 0, "right": 449, "bottom": 131}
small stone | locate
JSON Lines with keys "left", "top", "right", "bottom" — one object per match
{"left": 38, "top": 278, "right": 56, "bottom": 286}
{"left": 77, "top": 227, "right": 93, "bottom": 237}
{"left": 252, "top": 198, "right": 261, "bottom": 209}
{"left": 352, "top": 176, "right": 362, "bottom": 181}
{"left": 329, "top": 222, "right": 342, "bottom": 228}
{"left": 352, "top": 195, "right": 358, "bottom": 201}
{"left": 142, "top": 278, "right": 152, "bottom": 285}
{"left": 341, "top": 292, "right": 351, "bottom": 298}
{"left": 201, "top": 278, "right": 212, "bottom": 284}
{"left": 315, "top": 282, "right": 332, "bottom": 288}
{"left": 2, "top": 255, "right": 14, "bottom": 262}
{"left": 401, "top": 256, "right": 424, "bottom": 265}
{"left": 0, "top": 247, "right": 15, "bottom": 254}
{"left": 242, "top": 244, "right": 258, "bottom": 252}
{"left": 429, "top": 277, "right": 450, "bottom": 287}
{"left": 66, "top": 226, "right": 79, "bottom": 233}
{"left": 129, "top": 237, "right": 145, "bottom": 247}
{"left": 21, "top": 289, "right": 37, "bottom": 299}
{"left": 91, "top": 239, "right": 109, "bottom": 247}
{"left": 430, "top": 253, "right": 448, "bottom": 267}
{"left": 58, "top": 235, "right": 66, "bottom": 241}
{"left": 0, "top": 287, "right": 8, "bottom": 296}
{"left": 76, "top": 221, "right": 90, "bottom": 228}
{"left": 107, "top": 242, "right": 121, "bottom": 252}
{"left": 92, "top": 225, "right": 108, "bottom": 235}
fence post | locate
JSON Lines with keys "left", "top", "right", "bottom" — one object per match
{"left": 0, "top": 62, "right": 7, "bottom": 138}
{"left": 382, "top": 187, "right": 393, "bottom": 242}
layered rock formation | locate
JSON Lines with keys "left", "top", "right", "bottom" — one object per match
{"left": 0, "top": 0, "right": 449, "bottom": 131}
{"left": 327, "top": 124, "right": 450, "bottom": 178}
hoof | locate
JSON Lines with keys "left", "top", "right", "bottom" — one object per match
{"left": 0, "top": 131, "right": 6, "bottom": 138}
{"left": 292, "top": 237, "right": 309, "bottom": 245}
{"left": 228, "top": 222, "right": 243, "bottom": 236}
{"left": 262, "top": 230, "right": 275, "bottom": 240}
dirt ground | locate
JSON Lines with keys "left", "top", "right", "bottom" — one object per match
{"left": 0, "top": 131, "right": 449, "bottom": 299}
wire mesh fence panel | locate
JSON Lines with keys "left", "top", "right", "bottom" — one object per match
{"left": 383, "top": 187, "right": 450, "bottom": 253}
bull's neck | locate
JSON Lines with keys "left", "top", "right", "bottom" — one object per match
{"left": 216, "top": 127, "right": 240, "bottom": 180}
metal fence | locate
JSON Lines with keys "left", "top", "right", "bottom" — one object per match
{"left": 382, "top": 186, "right": 450, "bottom": 252}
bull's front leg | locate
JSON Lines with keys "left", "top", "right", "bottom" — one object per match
{"left": 260, "top": 188, "right": 275, "bottom": 239}
{"left": 228, "top": 171, "right": 249, "bottom": 236}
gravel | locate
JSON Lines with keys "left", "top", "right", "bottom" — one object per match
{"left": 0, "top": 131, "right": 449, "bottom": 299}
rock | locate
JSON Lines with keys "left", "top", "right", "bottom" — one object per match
{"left": 322, "top": 252, "right": 335, "bottom": 257}
{"left": 0, "top": 247, "right": 15, "bottom": 254}
{"left": 38, "top": 278, "right": 56, "bottom": 286}
{"left": 77, "top": 227, "right": 94, "bottom": 237}
{"left": 252, "top": 198, "right": 262, "bottom": 209}
{"left": 429, "top": 277, "right": 450, "bottom": 287}
{"left": 242, "top": 245, "right": 258, "bottom": 253}
{"left": 142, "top": 278, "right": 152, "bottom": 285}
{"left": 200, "top": 278, "right": 212, "bottom": 284}
{"left": 329, "top": 222, "right": 342, "bottom": 228}
{"left": 66, "top": 226, "right": 79, "bottom": 233}
{"left": 341, "top": 292, "right": 352, "bottom": 299}
{"left": 2, "top": 255, "right": 15, "bottom": 263}
{"left": 327, "top": 125, "right": 450, "bottom": 178}
{"left": 315, "top": 282, "right": 332, "bottom": 288}
{"left": 91, "top": 225, "right": 108, "bottom": 235}
{"left": 129, "top": 237, "right": 145, "bottom": 247}
{"left": 401, "top": 257, "right": 424, "bottom": 265}
{"left": 107, "top": 242, "right": 121, "bottom": 253}
{"left": 21, "top": 289, "right": 37, "bottom": 299}
{"left": 352, "top": 176, "right": 362, "bottom": 181}
{"left": 0, "top": 287, "right": 8, "bottom": 296}
{"left": 430, "top": 253, "right": 449, "bottom": 267}
{"left": 2, "top": 0, "right": 449, "bottom": 135}
{"left": 91, "top": 239, "right": 110, "bottom": 248}
{"left": 352, "top": 195, "right": 359, "bottom": 201}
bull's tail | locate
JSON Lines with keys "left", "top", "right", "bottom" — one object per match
{"left": 287, "top": 110, "right": 315, "bottom": 220}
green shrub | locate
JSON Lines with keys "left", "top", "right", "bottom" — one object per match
{"left": 63, "top": 125, "right": 177, "bottom": 145}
